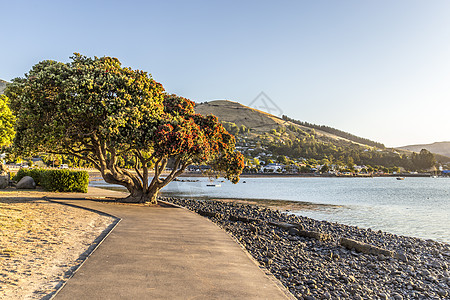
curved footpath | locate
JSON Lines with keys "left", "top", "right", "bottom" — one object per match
{"left": 48, "top": 187, "right": 292, "bottom": 300}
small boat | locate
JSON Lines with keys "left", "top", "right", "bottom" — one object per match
{"left": 206, "top": 184, "right": 221, "bottom": 187}
{"left": 396, "top": 177, "right": 405, "bottom": 180}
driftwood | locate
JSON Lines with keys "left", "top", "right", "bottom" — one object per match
{"left": 268, "top": 221, "right": 296, "bottom": 230}
{"left": 197, "top": 210, "right": 223, "bottom": 219}
{"left": 294, "top": 229, "right": 330, "bottom": 241}
{"left": 340, "top": 237, "right": 394, "bottom": 257}
{"left": 229, "top": 215, "right": 259, "bottom": 223}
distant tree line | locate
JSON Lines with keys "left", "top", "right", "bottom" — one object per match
{"left": 281, "top": 115, "right": 385, "bottom": 149}
{"left": 266, "top": 137, "right": 435, "bottom": 171}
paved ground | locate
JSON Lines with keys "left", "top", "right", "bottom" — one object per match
{"left": 49, "top": 187, "right": 291, "bottom": 299}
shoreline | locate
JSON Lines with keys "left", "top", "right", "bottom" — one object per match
{"left": 85, "top": 170, "right": 438, "bottom": 179}
{"left": 91, "top": 182, "right": 450, "bottom": 244}
{"left": 161, "top": 196, "right": 450, "bottom": 299}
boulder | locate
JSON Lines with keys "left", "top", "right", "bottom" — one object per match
{"left": 16, "top": 176, "right": 36, "bottom": 189}
{"left": 0, "top": 174, "right": 8, "bottom": 189}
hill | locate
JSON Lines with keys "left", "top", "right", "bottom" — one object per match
{"left": 398, "top": 142, "right": 450, "bottom": 159}
{"left": 0, "top": 79, "right": 7, "bottom": 94}
{"left": 195, "top": 100, "right": 378, "bottom": 147}
{"left": 194, "top": 100, "right": 447, "bottom": 171}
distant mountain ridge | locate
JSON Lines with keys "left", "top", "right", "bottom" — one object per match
{"left": 0, "top": 79, "right": 7, "bottom": 94}
{"left": 397, "top": 142, "right": 450, "bottom": 158}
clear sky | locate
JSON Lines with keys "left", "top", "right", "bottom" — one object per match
{"left": 1, "top": 0, "right": 449, "bottom": 147}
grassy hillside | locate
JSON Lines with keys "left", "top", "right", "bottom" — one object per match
{"left": 195, "top": 100, "right": 372, "bottom": 146}
{"left": 194, "top": 100, "right": 448, "bottom": 171}
{"left": 398, "top": 142, "right": 450, "bottom": 158}
{"left": 195, "top": 100, "right": 285, "bottom": 132}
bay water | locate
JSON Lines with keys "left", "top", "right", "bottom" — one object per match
{"left": 90, "top": 176, "right": 450, "bottom": 243}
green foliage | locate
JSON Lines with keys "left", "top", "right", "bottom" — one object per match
{"left": 276, "top": 155, "right": 288, "bottom": 164}
{"left": 222, "top": 121, "right": 240, "bottom": 136}
{"left": 13, "top": 168, "right": 45, "bottom": 185}
{"left": 41, "top": 169, "right": 89, "bottom": 193}
{"left": 13, "top": 168, "right": 89, "bottom": 192}
{"left": 0, "top": 95, "right": 15, "bottom": 147}
{"left": 411, "top": 149, "right": 436, "bottom": 171}
{"left": 6, "top": 54, "right": 243, "bottom": 202}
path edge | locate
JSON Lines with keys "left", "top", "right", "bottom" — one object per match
{"left": 158, "top": 199, "right": 297, "bottom": 300}
{"left": 42, "top": 197, "right": 122, "bottom": 300}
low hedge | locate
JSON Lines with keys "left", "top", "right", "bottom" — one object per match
{"left": 13, "top": 168, "right": 45, "bottom": 185}
{"left": 13, "top": 168, "right": 89, "bottom": 193}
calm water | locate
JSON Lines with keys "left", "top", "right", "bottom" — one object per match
{"left": 91, "top": 177, "right": 450, "bottom": 243}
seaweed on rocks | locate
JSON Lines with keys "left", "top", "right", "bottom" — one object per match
{"left": 160, "top": 197, "right": 450, "bottom": 300}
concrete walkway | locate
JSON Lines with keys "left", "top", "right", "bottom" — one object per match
{"left": 48, "top": 187, "right": 291, "bottom": 299}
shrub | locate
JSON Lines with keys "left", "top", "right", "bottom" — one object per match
{"left": 14, "top": 168, "right": 89, "bottom": 193}
{"left": 13, "top": 168, "right": 45, "bottom": 185}
{"left": 41, "top": 169, "right": 89, "bottom": 193}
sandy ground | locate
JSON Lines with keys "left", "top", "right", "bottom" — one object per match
{"left": 0, "top": 190, "right": 115, "bottom": 300}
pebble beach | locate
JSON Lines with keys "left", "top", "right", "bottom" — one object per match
{"left": 162, "top": 197, "right": 450, "bottom": 300}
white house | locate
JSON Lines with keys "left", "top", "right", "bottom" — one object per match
{"left": 261, "top": 163, "right": 283, "bottom": 173}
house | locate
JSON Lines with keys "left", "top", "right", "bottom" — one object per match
{"left": 261, "top": 163, "right": 282, "bottom": 173}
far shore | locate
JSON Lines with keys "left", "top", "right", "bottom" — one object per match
{"left": 84, "top": 169, "right": 436, "bottom": 179}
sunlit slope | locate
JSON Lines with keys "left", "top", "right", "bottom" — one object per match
{"left": 398, "top": 142, "right": 450, "bottom": 158}
{"left": 195, "top": 100, "right": 371, "bottom": 147}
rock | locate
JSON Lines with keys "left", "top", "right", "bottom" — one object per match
{"left": 295, "top": 229, "right": 330, "bottom": 241}
{"left": 392, "top": 293, "right": 403, "bottom": 300}
{"left": 0, "top": 163, "right": 9, "bottom": 189}
{"left": 16, "top": 176, "right": 36, "bottom": 189}
{"left": 396, "top": 252, "right": 408, "bottom": 262}
{"left": 0, "top": 174, "right": 9, "bottom": 189}
{"left": 340, "top": 237, "right": 394, "bottom": 257}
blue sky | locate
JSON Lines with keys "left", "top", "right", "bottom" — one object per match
{"left": 1, "top": 0, "right": 449, "bottom": 147}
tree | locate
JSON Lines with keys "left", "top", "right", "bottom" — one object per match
{"left": 0, "top": 95, "right": 15, "bottom": 147}
{"left": 411, "top": 149, "right": 436, "bottom": 171}
{"left": 7, "top": 54, "right": 244, "bottom": 204}
{"left": 276, "top": 155, "right": 288, "bottom": 164}
{"left": 320, "top": 164, "right": 329, "bottom": 173}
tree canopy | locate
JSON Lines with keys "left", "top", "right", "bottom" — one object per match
{"left": 0, "top": 94, "right": 15, "bottom": 147}
{"left": 6, "top": 54, "right": 244, "bottom": 203}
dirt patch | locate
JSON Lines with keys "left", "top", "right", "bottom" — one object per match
{"left": 0, "top": 192, "right": 115, "bottom": 299}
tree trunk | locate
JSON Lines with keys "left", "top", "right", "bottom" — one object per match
{"left": 120, "top": 185, "right": 161, "bottom": 205}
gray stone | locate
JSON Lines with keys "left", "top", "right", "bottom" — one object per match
{"left": 16, "top": 176, "right": 36, "bottom": 189}
{"left": 392, "top": 293, "right": 403, "bottom": 300}
{"left": 0, "top": 174, "right": 8, "bottom": 189}
{"left": 437, "top": 289, "right": 447, "bottom": 297}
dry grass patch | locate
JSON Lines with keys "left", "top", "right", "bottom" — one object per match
{"left": 0, "top": 192, "right": 115, "bottom": 299}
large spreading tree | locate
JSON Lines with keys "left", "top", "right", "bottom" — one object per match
{"left": 6, "top": 54, "right": 244, "bottom": 203}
